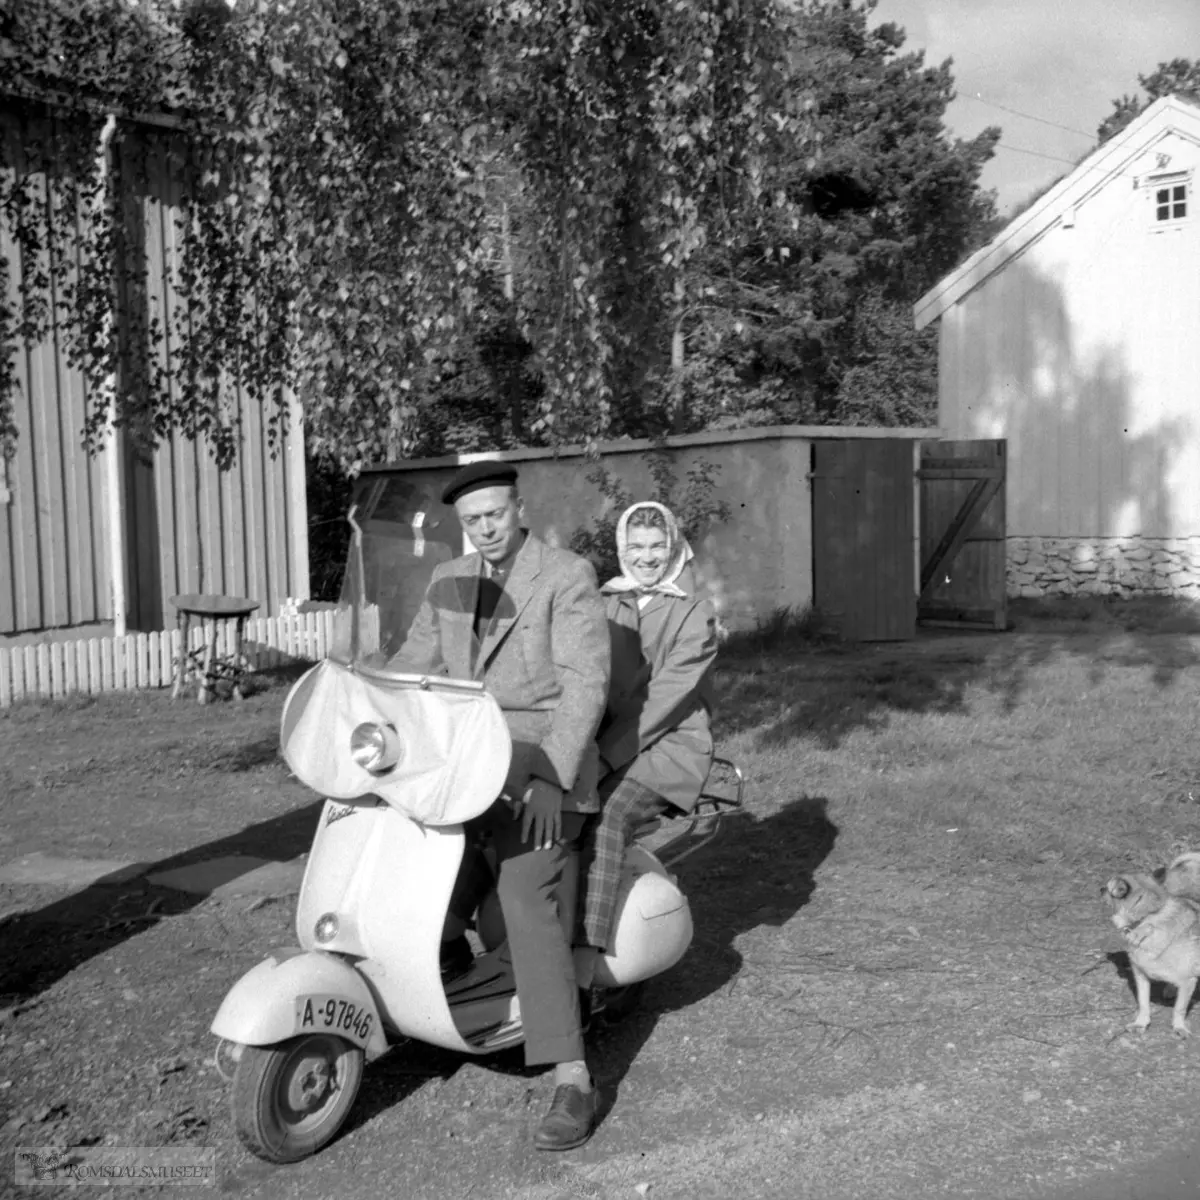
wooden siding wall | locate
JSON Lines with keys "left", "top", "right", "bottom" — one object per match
{"left": 123, "top": 393, "right": 307, "bottom": 633}
{"left": 0, "top": 109, "right": 111, "bottom": 633}
{"left": 937, "top": 129, "right": 1200, "bottom": 541}
{"left": 0, "top": 106, "right": 308, "bottom": 634}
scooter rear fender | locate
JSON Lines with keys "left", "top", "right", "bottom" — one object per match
{"left": 210, "top": 947, "right": 389, "bottom": 1061}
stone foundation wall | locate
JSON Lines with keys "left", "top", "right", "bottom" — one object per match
{"left": 1008, "top": 537, "right": 1200, "bottom": 597}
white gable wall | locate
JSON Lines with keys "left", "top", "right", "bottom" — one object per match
{"left": 936, "top": 126, "right": 1200, "bottom": 595}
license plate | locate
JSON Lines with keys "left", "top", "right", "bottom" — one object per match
{"left": 295, "top": 994, "right": 375, "bottom": 1046}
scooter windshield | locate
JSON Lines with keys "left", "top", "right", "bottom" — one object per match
{"left": 330, "top": 481, "right": 460, "bottom": 668}
{"left": 281, "top": 496, "right": 511, "bottom": 826}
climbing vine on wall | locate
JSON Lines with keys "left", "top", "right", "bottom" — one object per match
{"left": 0, "top": 0, "right": 807, "bottom": 470}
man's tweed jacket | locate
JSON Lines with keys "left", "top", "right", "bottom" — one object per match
{"left": 392, "top": 531, "right": 610, "bottom": 813}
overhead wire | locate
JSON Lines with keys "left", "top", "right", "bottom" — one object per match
{"left": 993, "top": 136, "right": 1179, "bottom": 183}
{"left": 994, "top": 142, "right": 1087, "bottom": 166}
{"left": 956, "top": 91, "right": 1168, "bottom": 182}
{"left": 941, "top": 83, "right": 1185, "bottom": 214}
{"left": 961, "top": 92, "right": 1097, "bottom": 140}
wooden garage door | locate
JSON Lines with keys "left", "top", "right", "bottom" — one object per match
{"left": 811, "top": 440, "right": 915, "bottom": 641}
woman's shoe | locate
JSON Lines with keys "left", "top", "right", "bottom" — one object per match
{"left": 439, "top": 935, "right": 474, "bottom": 983}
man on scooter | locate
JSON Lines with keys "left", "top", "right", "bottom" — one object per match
{"left": 388, "top": 460, "right": 609, "bottom": 1151}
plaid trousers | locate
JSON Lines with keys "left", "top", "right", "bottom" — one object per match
{"left": 577, "top": 775, "right": 674, "bottom": 952}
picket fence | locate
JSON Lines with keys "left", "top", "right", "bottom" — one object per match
{"left": 0, "top": 609, "right": 339, "bottom": 707}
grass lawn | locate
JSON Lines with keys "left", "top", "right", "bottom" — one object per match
{"left": 715, "top": 597, "right": 1200, "bottom": 876}
{"left": 2, "top": 597, "right": 1200, "bottom": 1199}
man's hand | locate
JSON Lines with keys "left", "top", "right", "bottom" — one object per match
{"left": 520, "top": 777, "right": 564, "bottom": 850}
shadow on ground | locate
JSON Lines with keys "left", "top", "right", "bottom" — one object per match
{"left": 337, "top": 795, "right": 838, "bottom": 1141}
{"left": 715, "top": 597, "right": 1200, "bottom": 751}
{"left": 0, "top": 801, "right": 323, "bottom": 1003}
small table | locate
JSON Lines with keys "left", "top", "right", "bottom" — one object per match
{"left": 170, "top": 594, "right": 260, "bottom": 703}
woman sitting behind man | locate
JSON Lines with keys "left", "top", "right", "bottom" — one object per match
{"left": 575, "top": 501, "right": 719, "bottom": 989}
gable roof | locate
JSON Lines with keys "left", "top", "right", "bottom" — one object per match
{"left": 913, "top": 94, "right": 1200, "bottom": 330}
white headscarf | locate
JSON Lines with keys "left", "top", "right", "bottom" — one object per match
{"left": 602, "top": 501, "right": 695, "bottom": 598}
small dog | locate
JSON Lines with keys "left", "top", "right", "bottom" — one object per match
{"left": 1101, "top": 865, "right": 1200, "bottom": 1037}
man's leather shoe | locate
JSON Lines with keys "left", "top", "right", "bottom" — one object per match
{"left": 533, "top": 1084, "right": 596, "bottom": 1151}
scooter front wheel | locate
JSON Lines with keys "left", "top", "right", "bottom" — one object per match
{"left": 231, "top": 1034, "right": 364, "bottom": 1163}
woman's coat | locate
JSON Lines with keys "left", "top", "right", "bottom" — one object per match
{"left": 596, "top": 569, "right": 717, "bottom": 812}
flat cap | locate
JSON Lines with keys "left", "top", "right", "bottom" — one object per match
{"left": 441, "top": 460, "right": 519, "bottom": 505}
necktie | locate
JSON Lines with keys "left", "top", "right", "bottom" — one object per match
{"left": 473, "top": 566, "right": 507, "bottom": 650}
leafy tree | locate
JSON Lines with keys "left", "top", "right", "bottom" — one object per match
{"left": 1098, "top": 58, "right": 1200, "bottom": 144}
{"left": 0, "top": 0, "right": 193, "bottom": 461}
{"left": 1, "top": 0, "right": 997, "bottom": 491}
{"left": 830, "top": 287, "right": 938, "bottom": 427}
{"left": 1, "top": 0, "right": 806, "bottom": 471}
{"left": 650, "top": 0, "right": 998, "bottom": 434}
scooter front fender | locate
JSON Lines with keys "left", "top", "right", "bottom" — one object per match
{"left": 211, "top": 948, "right": 389, "bottom": 1061}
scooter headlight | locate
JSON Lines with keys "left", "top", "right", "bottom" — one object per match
{"left": 314, "top": 913, "right": 340, "bottom": 944}
{"left": 350, "top": 722, "right": 403, "bottom": 773}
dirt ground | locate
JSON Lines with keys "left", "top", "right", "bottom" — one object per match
{"left": 2, "top": 636, "right": 1200, "bottom": 1199}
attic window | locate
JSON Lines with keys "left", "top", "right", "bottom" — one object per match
{"left": 1146, "top": 171, "right": 1190, "bottom": 226}
{"left": 1156, "top": 181, "right": 1187, "bottom": 221}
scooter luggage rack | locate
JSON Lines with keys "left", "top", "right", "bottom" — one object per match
{"left": 635, "top": 757, "right": 746, "bottom": 869}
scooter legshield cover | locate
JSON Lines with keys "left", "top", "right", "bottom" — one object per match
{"left": 280, "top": 659, "right": 512, "bottom": 826}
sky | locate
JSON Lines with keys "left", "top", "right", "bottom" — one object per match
{"left": 868, "top": 0, "right": 1200, "bottom": 214}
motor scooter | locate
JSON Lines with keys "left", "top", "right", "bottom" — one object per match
{"left": 210, "top": 509, "right": 743, "bottom": 1164}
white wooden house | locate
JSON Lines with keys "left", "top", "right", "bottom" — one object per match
{"left": 914, "top": 95, "right": 1200, "bottom": 598}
